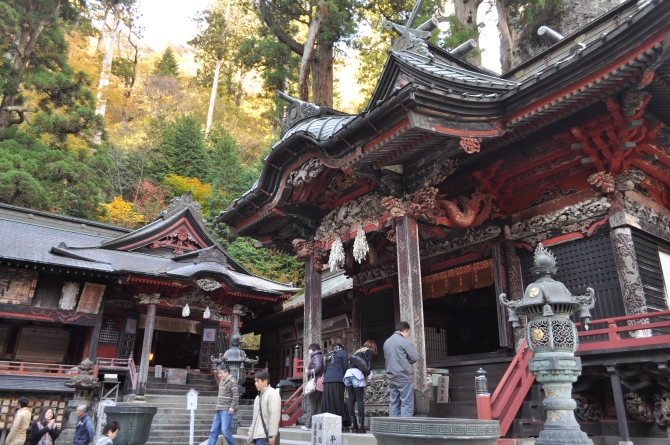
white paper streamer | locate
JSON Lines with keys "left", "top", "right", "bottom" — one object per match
{"left": 353, "top": 225, "right": 369, "bottom": 264}
{"left": 182, "top": 303, "right": 190, "bottom": 317}
{"left": 329, "top": 236, "right": 345, "bottom": 272}
{"left": 203, "top": 306, "right": 211, "bottom": 319}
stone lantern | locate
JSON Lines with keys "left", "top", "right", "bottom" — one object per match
{"left": 211, "top": 331, "right": 259, "bottom": 393}
{"left": 500, "top": 244, "right": 596, "bottom": 445}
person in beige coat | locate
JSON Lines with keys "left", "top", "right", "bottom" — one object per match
{"left": 247, "top": 370, "right": 281, "bottom": 445}
{"left": 6, "top": 397, "right": 31, "bottom": 445}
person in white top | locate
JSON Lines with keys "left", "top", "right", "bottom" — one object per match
{"left": 344, "top": 340, "right": 377, "bottom": 433}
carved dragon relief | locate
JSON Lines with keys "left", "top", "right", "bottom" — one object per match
{"left": 587, "top": 169, "right": 646, "bottom": 194}
{"left": 505, "top": 198, "right": 610, "bottom": 240}
{"left": 291, "top": 238, "right": 315, "bottom": 262}
{"left": 403, "top": 187, "right": 496, "bottom": 229}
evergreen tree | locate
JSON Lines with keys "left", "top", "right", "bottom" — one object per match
{"left": 149, "top": 114, "right": 210, "bottom": 180}
{"left": 153, "top": 47, "right": 180, "bottom": 77}
{"left": 208, "top": 126, "right": 258, "bottom": 208}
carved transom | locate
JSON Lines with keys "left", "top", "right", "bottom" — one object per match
{"left": 150, "top": 226, "right": 202, "bottom": 254}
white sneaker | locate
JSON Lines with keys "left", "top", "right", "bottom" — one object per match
{"left": 301, "top": 426, "right": 309, "bottom": 431}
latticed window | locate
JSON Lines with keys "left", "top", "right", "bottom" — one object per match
{"left": 99, "top": 317, "right": 121, "bottom": 346}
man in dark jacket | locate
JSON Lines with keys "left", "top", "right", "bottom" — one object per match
{"left": 208, "top": 364, "right": 239, "bottom": 445}
{"left": 383, "top": 321, "right": 419, "bottom": 417}
{"left": 73, "top": 405, "right": 94, "bottom": 445}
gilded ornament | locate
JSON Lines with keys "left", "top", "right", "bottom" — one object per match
{"left": 531, "top": 328, "right": 544, "bottom": 341}
{"left": 546, "top": 389, "right": 559, "bottom": 398}
{"left": 548, "top": 412, "right": 560, "bottom": 422}
{"left": 529, "top": 287, "right": 539, "bottom": 298}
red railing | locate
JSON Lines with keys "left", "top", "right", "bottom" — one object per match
{"left": 478, "top": 310, "right": 670, "bottom": 437}
{"left": 292, "top": 358, "right": 304, "bottom": 378}
{"left": 97, "top": 357, "right": 137, "bottom": 390}
{"left": 476, "top": 340, "right": 534, "bottom": 436}
{"left": 280, "top": 383, "right": 304, "bottom": 427}
{"left": 0, "top": 361, "right": 83, "bottom": 376}
{"left": 576, "top": 309, "right": 670, "bottom": 351}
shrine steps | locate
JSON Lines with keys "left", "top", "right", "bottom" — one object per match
{"left": 428, "top": 351, "right": 515, "bottom": 419}
{"left": 146, "top": 374, "right": 220, "bottom": 396}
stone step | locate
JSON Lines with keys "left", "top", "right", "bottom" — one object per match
{"left": 146, "top": 389, "right": 220, "bottom": 397}
{"left": 227, "top": 427, "right": 377, "bottom": 445}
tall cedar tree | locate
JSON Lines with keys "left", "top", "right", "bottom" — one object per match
{"left": 249, "top": 0, "right": 359, "bottom": 107}
{"left": 149, "top": 115, "right": 210, "bottom": 181}
{"left": 154, "top": 47, "right": 181, "bottom": 77}
{"left": 0, "top": 0, "right": 102, "bottom": 136}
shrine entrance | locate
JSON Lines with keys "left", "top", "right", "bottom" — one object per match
{"left": 423, "top": 286, "right": 500, "bottom": 357}
{"left": 152, "top": 330, "right": 201, "bottom": 369}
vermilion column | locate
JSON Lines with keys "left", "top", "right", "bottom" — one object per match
{"left": 395, "top": 214, "right": 429, "bottom": 415}
{"left": 303, "top": 254, "right": 322, "bottom": 374}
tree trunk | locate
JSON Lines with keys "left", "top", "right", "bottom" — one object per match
{"left": 311, "top": 42, "right": 333, "bottom": 108}
{"left": 454, "top": 0, "right": 483, "bottom": 67}
{"left": 299, "top": 0, "right": 324, "bottom": 102}
{"left": 93, "top": 2, "right": 122, "bottom": 144}
{"left": 496, "top": 0, "right": 514, "bottom": 73}
{"left": 96, "top": 5, "right": 110, "bottom": 52}
{"left": 0, "top": 1, "right": 54, "bottom": 130}
{"left": 205, "top": 58, "right": 222, "bottom": 138}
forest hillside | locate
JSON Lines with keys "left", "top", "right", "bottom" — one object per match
{"left": 0, "top": 0, "right": 625, "bottom": 289}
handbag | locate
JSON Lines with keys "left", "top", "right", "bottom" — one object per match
{"left": 315, "top": 375, "right": 324, "bottom": 392}
{"left": 304, "top": 376, "right": 316, "bottom": 395}
{"left": 258, "top": 393, "right": 280, "bottom": 445}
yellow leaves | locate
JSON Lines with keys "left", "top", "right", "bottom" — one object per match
{"left": 99, "top": 196, "right": 145, "bottom": 228}
{"left": 164, "top": 174, "right": 212, "bottom": 206}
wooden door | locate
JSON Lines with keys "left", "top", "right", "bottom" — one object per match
{"left": 199, "top": 321, "right": 219, "bottom": 371}
{"left": 118, "top": 312, "right": 139, "bottom": 359}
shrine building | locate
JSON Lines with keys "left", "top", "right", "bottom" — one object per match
{"left": 0, "top": 193, "right": 297, "bottom": 433}
{"left": 217, "top": 0, "right": 670, "bottom": 441}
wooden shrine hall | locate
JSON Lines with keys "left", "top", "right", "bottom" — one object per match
{"left": 217, "top": 0, "right": 670, "bottom": 441}
{"left": 0, "top": 193, "right": 298, "bottom": 408}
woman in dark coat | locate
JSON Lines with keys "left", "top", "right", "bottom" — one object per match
{"left": 302, "top": 343, "right": 324, "bottom": 430}
{"left": 344, "top": 340, "right": 377, "bottom": 433}
{"left": 320, "top": 336, "right": 350, "bottom": 426}
{"left": 29, "top": 407, "right": 61, "bottom": 445}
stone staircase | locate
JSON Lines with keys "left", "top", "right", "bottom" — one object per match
{"left": 143, "top": 373, "right": 255, "bottom": 445}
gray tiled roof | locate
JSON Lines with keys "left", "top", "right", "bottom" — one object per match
{"left": 395, "top": 52, "right": 519, "bottom": 93}
{"left": 272, "top": 115, "right": 357, "bottom": 149}
{"left": 284, "top": 270, "right": 352, "bottom": 309}
{"left": 0, "top": 375, "right": 75, "bottom": 392}
{"left": 51, "top": 245, "right": 298, "bottom": 295}
{"left": 0, "top": 218, "right": 115, "bottom": 272}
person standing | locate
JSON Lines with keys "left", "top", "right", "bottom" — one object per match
{"left": 383, "top": 321, "right": 419, "bottom": 417}
{"left": 73, "top": 405, "right": 94, "bottom": 445}
{"left": 301, "top": 343, "right": 324, "bottom": 431}
{"left": 320, "top": 336, "right": 349, "bottom": 426}
{"left": 6, "top": 397, "right": 30, "bottom": 445}
{"left": 94, "top": 420, "right": 120, "bottom": 445}
{"left": 208, "top": 364, "right": 239, "bottom": 445}
{"left": 247, "top": 370, "right": 281, "bottom": 445}
{"left": 29, "top": 407, "right": 61, "bottom": 445}
{"left": 345, "top": 340, "right": 377, "bottom": 433}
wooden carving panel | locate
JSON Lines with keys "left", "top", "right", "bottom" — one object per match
{"left": 0, "top": 267, "right": 37, "bottom": 305}
{"left": 76, "top": 283, "right": 106, "bottom": 314}
{"left": 15, "top": 327, "right": 70, "bottom": 363}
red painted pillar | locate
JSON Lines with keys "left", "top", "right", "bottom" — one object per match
{"left": 395, "top": 214, "right": 429, "bottom": 415}
{"left": 303, "top": 254, "right": 322, "bottom": 377}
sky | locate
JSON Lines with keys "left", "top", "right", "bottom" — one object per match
{"left": 136, "top": 0, "right": 214, "bottom": 50}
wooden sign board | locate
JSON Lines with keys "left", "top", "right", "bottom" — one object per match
{"left": 0, "top": 267, "right": 37, "bottom": 305}
{"left": 76, "top": 283, "right": 106, "bottom": 314}
{"left": 15, "top": 327, "right": 70, "bottom": 363}
{"left": 437, "top": 376, "right": 450, "bottom": 403}
{"left": 59, "top": 282, "right": 80, "bottom": 310}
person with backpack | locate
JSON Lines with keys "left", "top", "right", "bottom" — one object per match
{"left": 301, "top": 343, "right": 324, "bottom": 431}
{"left": 344, "top": 340, "right": 377, "bottom": 433}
